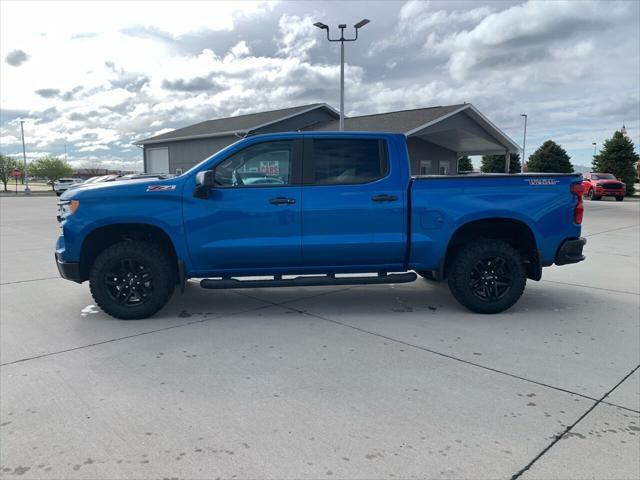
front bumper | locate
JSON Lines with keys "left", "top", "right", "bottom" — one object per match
{"left": 595, "top": 187, "right": 625, "bottom": 196}
{"left": 555, "top": 237, "right": 587, "bottom": 266}
{"left": 55, "top": 252, "right": 82, "bottom": 283}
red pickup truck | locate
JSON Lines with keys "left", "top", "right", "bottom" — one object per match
{"left": 582, "top": 173, "right": 626, "bottom": 201}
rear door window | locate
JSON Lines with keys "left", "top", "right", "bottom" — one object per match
{"left": 305, "top": 138, "right": 388, "bottom": 185}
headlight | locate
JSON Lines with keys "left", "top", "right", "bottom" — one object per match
{"left": 57, "top": 200, "right": 80, "bottom": 221}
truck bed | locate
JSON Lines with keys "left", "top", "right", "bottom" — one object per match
{"left": 407, "top": 172, "right": 583, "bottom": 272}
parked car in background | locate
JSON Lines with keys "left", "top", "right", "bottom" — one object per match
{"left": 54, "top": 178, "right": 82, "bottom": 196}
{"left": 116, "top": 173, "right": 175, "bottom": 181}
{"left": 66, "top": 175, "right": 120, "bottom": 192}
{"left": 242, "top": 176, "right": 285, "bottom": 185}
{"left": 582, "top": 172, "right": 626, "bottom": 201}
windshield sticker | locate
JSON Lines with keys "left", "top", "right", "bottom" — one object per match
{"left": 147, "top": 185, "right": 176, "bottom": 192}
{"left": 526, "top": 179, "right": 560, "bottom": 186}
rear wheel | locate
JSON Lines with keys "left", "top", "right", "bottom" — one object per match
{"left": 89, "top": 241, "right": 175, "bottom": 319}
{"left": 447, "top": 239, "right": 526, "bottom": 314}
{"left": 616, "top": 196, "right": 624, "bottom": 202}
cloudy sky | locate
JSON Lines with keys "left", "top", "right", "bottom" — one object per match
{"left": 1, "top": 0, "right": 638, "bottom": 171}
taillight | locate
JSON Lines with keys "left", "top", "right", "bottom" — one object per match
{"left": 571, "top": 182, "right": 584, "bottom": 224}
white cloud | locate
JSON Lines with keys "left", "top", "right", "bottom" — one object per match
{"left": 0, "top": 0, "right": 638, "bottom": 170}
{"left": 230, "top": 41, "right": 250, "bottom": 58}
{"left": 276, "top": 14, "right": 317, "bottom": 59}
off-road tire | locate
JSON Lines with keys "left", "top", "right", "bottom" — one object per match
{"left": 89, "top": 241, "right": 175, "bottom": 319}
{"left": 447, "top": 239, "right": 526, "bottom": 314}
{"left": 416, "top": 270, "right": 439, "bottom": 281}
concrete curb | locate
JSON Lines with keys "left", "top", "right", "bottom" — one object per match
{"left": 0, "top": 191, "right": 57, "bottom": 197}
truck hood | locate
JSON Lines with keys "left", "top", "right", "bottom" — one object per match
{"left": 60, "top": 177, "right": 181, "bottom": 200}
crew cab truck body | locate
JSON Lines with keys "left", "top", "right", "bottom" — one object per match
{"left": 56, "top": 132, "right": 586, "bottom": 319}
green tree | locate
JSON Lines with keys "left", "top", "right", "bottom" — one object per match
{"left": 457, "top": 155, "right": 474, "bottom": 173}
{"left": 0, "top": 155, "right": 22, "bottom": 192}
{"left": 480, "top": 153, "right": 521, "bottom": 174}
{"left": 592, "top": 131, "right": 638, "bottom": 195}
{"left": 527, "top": 140, "right": 574, "bottom": 173}
{"left": 28, "top": 156, "right": 73, "bottom": 190}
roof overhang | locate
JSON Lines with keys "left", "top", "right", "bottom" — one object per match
{"left": 405, "top": 104, "right": 521, "bottom": 155}
{"left": 134, "top": 103, "right": 339, "bottom": 146}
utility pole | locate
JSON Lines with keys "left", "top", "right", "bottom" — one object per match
{"left": 20, "top": 120, "right": 30, "bottom": 195}
{"left": 520, "top": 114, "right": 527, "bottom": 174}
{"left": 314, "top": 19, "right": 370, "bottom": 131}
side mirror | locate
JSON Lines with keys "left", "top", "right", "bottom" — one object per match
{"left": 194, "top": 170, "right": 215, "bottom": 198}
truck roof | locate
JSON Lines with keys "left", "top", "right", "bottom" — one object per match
{"left": 245, "top": 131, "right": 406, "bottom": 139}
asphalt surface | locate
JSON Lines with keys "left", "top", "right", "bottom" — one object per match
{"left": 1, "top": 196, "right": 638, "bottom": 480}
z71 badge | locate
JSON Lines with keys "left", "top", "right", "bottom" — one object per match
{"left": 146, "top": 185, "right": 176, "bottom": 192}
{"left": 526, "top": 179, "right": 560, "bottom": 186}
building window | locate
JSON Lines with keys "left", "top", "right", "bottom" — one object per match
{"left": 419, "top": 160, "right": 432, "bottom": 175}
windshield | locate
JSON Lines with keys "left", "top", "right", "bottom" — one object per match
{"left": 592, "top": 173, "right": 615, "bottom": 180}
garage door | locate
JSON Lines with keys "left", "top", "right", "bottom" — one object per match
{"left": 147, "top": 147, "right": 169, "bottom": 173}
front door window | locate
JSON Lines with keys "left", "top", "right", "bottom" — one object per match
{"left": 215, "top": 141, "right": 293, "bottom": 187}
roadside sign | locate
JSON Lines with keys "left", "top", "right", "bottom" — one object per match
{"left": 11, "top": 169, "right": 21, "bottom": 178}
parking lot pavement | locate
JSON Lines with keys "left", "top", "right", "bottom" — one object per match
{"left": 1, "top": 196, "right": 639, "bottom": 479}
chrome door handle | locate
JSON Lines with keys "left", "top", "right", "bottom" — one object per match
{"left": 270, "top": 197, "right": 296, "bottom": 205}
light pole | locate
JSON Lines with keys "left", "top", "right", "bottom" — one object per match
{"left": 19, "top": 120, "right": 30, "bottom": 195}
{"left": 520, "top": 114, "right": 527, "bottom": 174}
{"left": 592, "top": 142, "right": 597, "bottom": 157}
{"left": 314, "top": 19, "right": 370, "bottom": 131}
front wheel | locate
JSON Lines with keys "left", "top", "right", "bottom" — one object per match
{"left": 616, "top": 196, "right": 624, "bottom": 202}
{"left": 89, "top": 241, "right": 175, "bottom": 319}
{"left": 447, "top": 239, "right": 526, "bottom": 314}
{"left": 416, "top": 270, "right": 439, "bottom": 281}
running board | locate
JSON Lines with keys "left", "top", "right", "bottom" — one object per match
{"left": 200, "top": 272, "right": 417, "bottom": 289}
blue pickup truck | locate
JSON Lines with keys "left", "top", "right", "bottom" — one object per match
{"left": 56, "top": 132, "right": 586, "bottom": 319}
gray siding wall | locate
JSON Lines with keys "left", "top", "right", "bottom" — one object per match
{"left": 144, "top": 136, "right": 237, "bottom": 173}
{"left": 406, "top": 137, "right": 457, "bottom": 175}
{"left": 143, "top": 109, "right": 338, "bottom": 173}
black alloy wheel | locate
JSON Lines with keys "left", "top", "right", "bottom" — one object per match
{"left": 89, "top": 241, "right": 175, "bottom": 319}
{"left": 469, "top": 256, "right": 513, "bottom": 302}
{"left": 447, "top": 239, "right": 526, "bottom": 314}
{"left": 105, "top": 258, "right": 154, "bottom": 306}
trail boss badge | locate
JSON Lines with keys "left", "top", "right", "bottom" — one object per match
{"left": 526, "top": 179, "right": 560, "bottom": 185}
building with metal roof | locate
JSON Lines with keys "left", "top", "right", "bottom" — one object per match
{"left": 135, "top": 102, "right": 519, "bottom": 175}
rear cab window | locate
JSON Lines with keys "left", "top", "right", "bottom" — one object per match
{"left": 304, "top": 138, "right": 388, "bottom": 185}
